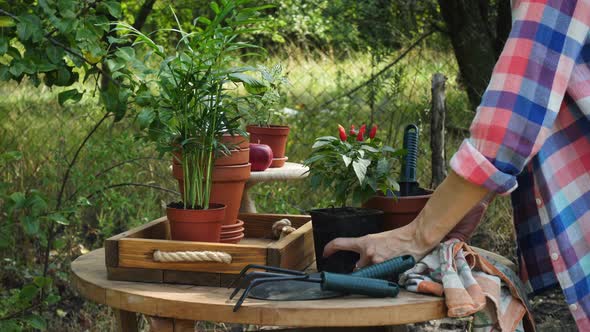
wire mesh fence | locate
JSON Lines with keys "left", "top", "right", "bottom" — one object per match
{"left": 262, "top": 30, "right": 469, "bottom": 182}
{"left": 249, "top": 31, "right": 468, "bottom": 213}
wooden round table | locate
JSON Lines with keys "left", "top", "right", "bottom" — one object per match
{"left": 72, "top": 248, "right": 446, "bottom": 331}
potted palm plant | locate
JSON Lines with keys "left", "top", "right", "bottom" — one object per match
{"left": 245, "top": 65, "right": 290, "bottom": 168}
{"left": 304, "top": 123, "right": 403, "bottom": 272}
{"left": 119, "top": 1, "right": 269, "bottom": 242}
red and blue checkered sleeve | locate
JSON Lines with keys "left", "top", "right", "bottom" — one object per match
{"left": 450, "top": 0, "right": 590, "bottom": 195}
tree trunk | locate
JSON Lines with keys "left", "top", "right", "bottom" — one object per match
{"left": 430, "top": 73, "right": 447, "bottom": 189}
{"left": 495, "top": 0, "right": 512, "bottom": 56}
{"left": 437, "top": 0, "right": 511, "bottom": 110}
{"left": 133, "top": 0, "right": 156, "bottom": 32}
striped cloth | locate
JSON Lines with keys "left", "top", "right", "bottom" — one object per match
{"left": 399, "top": 240, "right": 533, "bottom": 332}
{"left": 449, "top": 0, "right": 590, "bottom": 329}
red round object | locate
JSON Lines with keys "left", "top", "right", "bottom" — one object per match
{"left": 249, "top": 143, "right": 273, "bottom": 171}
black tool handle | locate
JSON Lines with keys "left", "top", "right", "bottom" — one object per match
{"left": 351, "top": 255, "right": 415, "bottom": 280}
{"left": 321, "top": 272, "right": 399, "bottom": 298}
{"left": 400, "top": 124, "right": 419, "bottom": 183}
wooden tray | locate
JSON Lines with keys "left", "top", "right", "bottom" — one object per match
{"left": 105, "top": 213, "right": 315, "bottom": 287}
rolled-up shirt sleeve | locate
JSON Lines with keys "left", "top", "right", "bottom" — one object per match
{"left": 450, "top": 0, "right": 590, "bottom": 195}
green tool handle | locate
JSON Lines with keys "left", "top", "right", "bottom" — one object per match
{"left": 400, "top": 124, "right": 419, "bottom": 183}
{"left": 321, "top": 272, "right": 399, "bottom": 298}
{"left": 351, "top": 255, "right": 415, "bottom": 280}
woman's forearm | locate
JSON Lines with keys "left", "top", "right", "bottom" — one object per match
{"left": 409, "top": 170, "right": 492, "bottom": 250}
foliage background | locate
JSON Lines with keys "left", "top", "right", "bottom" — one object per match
{"left": 0, "top": 0, "right": 533, "bottom": 330}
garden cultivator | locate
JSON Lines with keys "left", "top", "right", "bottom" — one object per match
{"left": 229, "top": 255, "right": 416, "bottom": 311}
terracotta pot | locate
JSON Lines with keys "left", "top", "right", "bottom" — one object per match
{"left": 174, "top": 164, "right": 250, "bottom": 226}
{"left": 172, "top": 162, "right": 183, "bottom": 180}
{"left": 215, "top": 148, "right": 250, "bottom": 166}
{"left": 246, "top": 125, "right": 290, "bottom": 165}
{"left": 211, "top": 163, "right": 251, "bottom": 225}
{"left": 220, "top": 133, "right": 250, "bottom": 149}
{"left": 216, "top": 134, "right": 250, "bottom": 166}
{"left": 172, "top": 134, "right": 249, "bottom": 167}
{"left": 166, "top": 203, "right": 225, "bottom": 242}
{"left": 362, "top": 190, "right": 433, "bottom": 231}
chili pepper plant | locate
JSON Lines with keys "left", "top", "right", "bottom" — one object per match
{"left": 304, "top": 124, "right": 403, "bottom": 207}
{"left": 304, "top": 123, "right": 404, "bottom": 272}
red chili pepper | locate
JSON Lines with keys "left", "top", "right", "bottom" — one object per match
{"left": 349, "top": 124, "right": 357, "bottom": 136}
{"left": 338, "top": 124, "right": 347, "bottom": 141}
{"left": 357, "top": 124, "right": 366, "bottom": 141}
{"left": 369, "top": 124, "right": 378, "bottom": 139}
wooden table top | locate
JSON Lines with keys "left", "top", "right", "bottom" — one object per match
{"left": 72, "top": 248, "right": 447, "bottom": 327}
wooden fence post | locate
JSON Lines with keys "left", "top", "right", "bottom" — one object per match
{"left": 430, "top": 73, "right": 447, "bottom": 188}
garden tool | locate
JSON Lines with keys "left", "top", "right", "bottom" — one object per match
{"left": 229, "top": 255, "right": 415, "bottom": 312}
{"left": 399, "top": 124, "right": 421, "bottom": 196}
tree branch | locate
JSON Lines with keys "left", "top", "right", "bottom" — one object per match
{"left": 86, "top": 182, "right": 180, "bottom": 200}
{"left": 94, "top": 157, "right": 164, "bottom": 179}
{"left": 0, "top": 8, "right": 17, "bottom": 19}
{"left": 57, "top": 112, "right": 113, "bottom": 209}
{"left": 42, "top": 112, "right": 112, "bottom": 277}
{"left": 65, "top": 157, "right": 165, "bottom": 203}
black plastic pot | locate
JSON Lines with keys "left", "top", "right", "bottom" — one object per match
{"left": 310, "top": 207, "right": 384, "bottom": 274}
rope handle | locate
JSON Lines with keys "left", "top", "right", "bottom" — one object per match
{"left": 153, "top": 250, "right": 232, "bottom": 264}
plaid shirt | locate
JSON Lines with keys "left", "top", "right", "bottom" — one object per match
{"left": 449, "top": 0, "right": 590, "bottom": 329}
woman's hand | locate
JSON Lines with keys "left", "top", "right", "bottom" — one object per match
{"left": 322, "top": 223, "right": 433, "bottom": 269}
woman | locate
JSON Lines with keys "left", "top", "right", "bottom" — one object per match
{"left": 323, "top": 0, "right": 590, "bottom": 329}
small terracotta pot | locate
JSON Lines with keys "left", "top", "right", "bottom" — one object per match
{"left": 247, "top": 125, "right": 290, "bottom": 166}
{"left": 166, "top": 203, "right": 225, "bottom": 242}
{"left": 362, "top": 190, "right": 433, "bottom": 231}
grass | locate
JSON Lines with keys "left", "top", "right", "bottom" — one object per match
{"left": 0, "top": 81, "right": 175, "bottom": 330}
{"left": 0, "top": 46, "right": 516, "bottom": 330}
